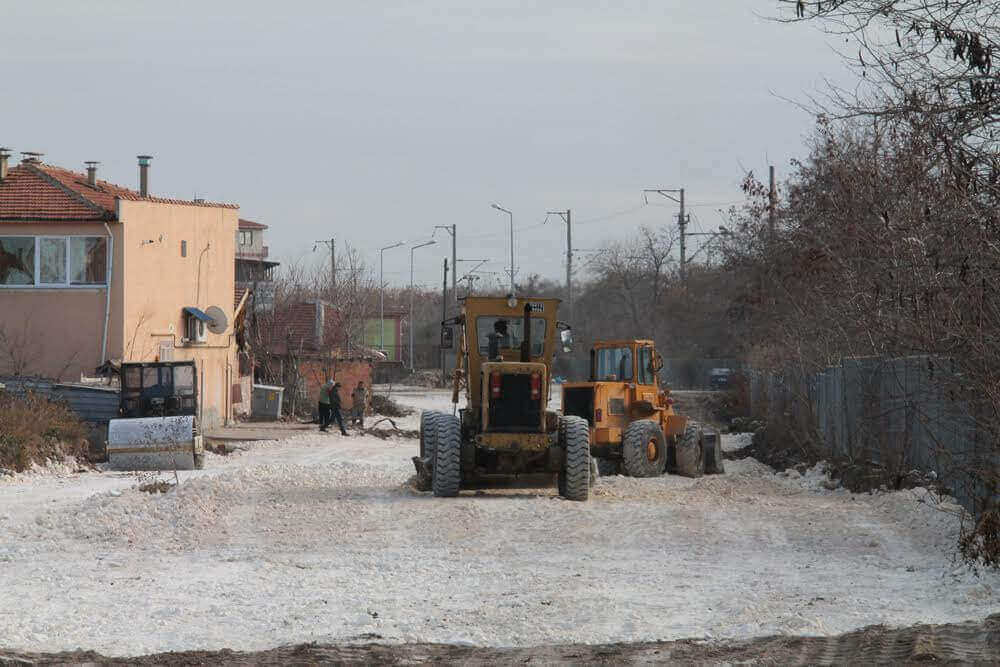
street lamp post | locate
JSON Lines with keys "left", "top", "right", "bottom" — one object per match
{"left": 409, "top": 240, "right": 436, "bottom": 372}
{"left": 379, "top": 241, "right": 405, "bottom": 357}
{"left": 491, "top": 203, "right": 514, "bottom": 294}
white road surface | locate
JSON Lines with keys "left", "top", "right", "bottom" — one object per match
{"left": 1, "top": 388, "right": 997, "bottom": 656}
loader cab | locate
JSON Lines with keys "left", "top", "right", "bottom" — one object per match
{"left": 119, "top": 361, "right": 198, "bottom": 418}
{"left": 590, "top": 341, "right": 661, "bottom": 388}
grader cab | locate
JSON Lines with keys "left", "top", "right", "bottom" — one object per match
{"left": 561, "top": 340, "right": 724, "bottom": 478}
{"left": 414, "top": 296, "right": 591, "bottom": 500}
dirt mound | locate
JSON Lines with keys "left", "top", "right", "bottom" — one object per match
{"left": 5, "top": 614, "right": 997, "bottom": 665}
{"left": 727, "top": 429, "right": 948, "bottom": 497}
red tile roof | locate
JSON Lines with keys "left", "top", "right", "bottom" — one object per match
{"left": 0, "top": 162, "right": 238, "bottom": 223}
{"left": 238, "top": 218, "right": 268, "bottom": 230}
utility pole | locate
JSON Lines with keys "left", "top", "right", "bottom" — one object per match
{"left": 547, "top": 209, "right": 573, "bottom": 321}
{"left": 643, "top": 187, "right": 686, "bottom": 280}
{"left": 434, "top": 224, "right": 458, "bottom": 305}
{"left": 313, "top": 238, "right": 337, "bottom": 291}
{"left": 768, "top": 165, "right": 777, "bottom": 239}
{"left": 441, "top": 258, "right": 448, "bottom": 385}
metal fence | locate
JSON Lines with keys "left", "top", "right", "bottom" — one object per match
{"left": 0, "top": 376, "right": 119, "bottom": 425}
{"left": 748, "top": 357, "right": 996, "bottom": 514}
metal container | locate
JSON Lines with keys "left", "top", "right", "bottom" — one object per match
{"left": 252, "top": 384, "right": 284, "bottom": 420}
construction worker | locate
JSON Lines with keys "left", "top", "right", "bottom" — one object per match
{"left": 318, "top": 378, "right": 334, "bottom": 431}
{"left": 350, "top": 381, "right": 368, "bottom": 428}
{"left": 328, "top": 381, "right": 348, "bottom": 436}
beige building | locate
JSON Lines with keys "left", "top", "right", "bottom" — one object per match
{"left": 0, "top": 150, "right": 240, "bottom": 427}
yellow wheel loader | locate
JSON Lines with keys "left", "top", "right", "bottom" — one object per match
{"left": 413, "top": 296, "right": 591, "bottom": 500}
{"left": 561, "top": 340, "right": 724, "bottom": 478}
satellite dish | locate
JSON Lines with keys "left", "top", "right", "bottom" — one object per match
{"left": 205, "top": 305, "right": 228, "bottom": 335}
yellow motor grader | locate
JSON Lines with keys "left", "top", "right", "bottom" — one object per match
{"left": 561, "top": 340, "right": 724, "bottom": 478}
{"left": 413, "top": 296, "right": 591, "bottom": 500}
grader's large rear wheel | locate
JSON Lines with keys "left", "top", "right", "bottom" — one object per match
{"left": 558, "top": 415, "right": 590, "bottom": 501}
{"left": 675, "top": 423, "right": 705, "bottom": 478}
{"left": 432, "top": 414, "right": 462, "bottom": 497}
{"left": 622, "top": 419, "right": 667, "bottom": 477}
{"left": 419, "top": 410, "right": 441, "bottom": 461}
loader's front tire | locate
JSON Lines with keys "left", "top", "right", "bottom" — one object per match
{"left": 675, "top": 423, "right": 705, "bottom": 478}
{"left": 622, "top": 419, "right": 668, "bottom": 477}
{"left": 704, "top": 433, "right": 725, "bottom": 475}
{"left": 558, "top": 416, "right": 590, "bottom": 501}
{"left": 432, "top": 414, "right": 462, "bottom": 497}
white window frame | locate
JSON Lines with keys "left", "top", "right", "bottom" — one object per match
{"left": 0, "top": 234, "right": 108, "bottom": 289}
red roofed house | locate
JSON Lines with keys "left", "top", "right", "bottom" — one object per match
{"left": 0, "top": 150, "right": 240, "bottom": 427}
{"left": 255, "top": 299, "right": 373, "bottom": 417}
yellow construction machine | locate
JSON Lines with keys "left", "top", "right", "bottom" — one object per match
{"left": 413, "top": 296, "right": 591, "bottom": 500}
{"left": 561, "top": 339, "right": 724, "bottom": 477}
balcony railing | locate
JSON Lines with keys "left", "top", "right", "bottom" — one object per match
{"left": 236, "top": 245, "right": 269, "bottom": 259}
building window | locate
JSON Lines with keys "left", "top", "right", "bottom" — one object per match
{"left": 239, "top": 230, "right": 253, "bottom": 246}
{"left": 70, "top": 237, "right": 107, "bottom": 285}
{"left": 0, "top": 237, "right": 36, "bottom": 285}
{"left": 0, "top": 236, "right": 107, "bottom": 288}
{"left": 39, "top": 237, "right": 67, "bottom": 284}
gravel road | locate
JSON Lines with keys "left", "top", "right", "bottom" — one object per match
{"left": 1, "top": 389, "right": 997, "bottom": 657}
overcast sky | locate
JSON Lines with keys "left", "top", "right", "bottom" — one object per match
{"left": 2, "top": 1, "right": 849, "bottom": 289}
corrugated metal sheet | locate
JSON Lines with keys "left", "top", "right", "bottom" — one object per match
{"left": 0, "top": 377, "right": 119, "bottom": 424}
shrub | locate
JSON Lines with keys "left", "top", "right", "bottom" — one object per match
{"left": 0, "top": 391, "right": 89, "bottom": 472}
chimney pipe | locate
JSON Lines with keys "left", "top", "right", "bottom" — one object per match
{"left": 137, "top": 155, "right": 152, "bottom": 197}
{"left": 85, "top": 161, "right": 99, "bottom": 187}
{"left": 0, "top": 148, "right": 10, "bottom": 183}
{"left": 21, "top": 151, "right": 43, "bottom": 164}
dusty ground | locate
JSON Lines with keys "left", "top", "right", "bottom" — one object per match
{"left": 3, "top": 614, "right": 999, "bottom": 665}
{"left": 1, "top": 388, "right": 998, "bottom": 660}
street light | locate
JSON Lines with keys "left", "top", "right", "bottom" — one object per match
{"left": 379, "top": 241, "right": 405, "bottom": 356}
{"left": 409, "top": 239, "right": 437, "bottom": 372}
{"left": 491, "top": 203, "right": 514, "bottom": 294}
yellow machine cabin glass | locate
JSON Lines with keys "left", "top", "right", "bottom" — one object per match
{"left": 637, "top": 346, "right": 656, "bottom": 385}
{"left": 475, "top": 316, "right": 547, "bottom": 356}
{"left": 595, "top": 347, "right": 633, "bottom": 381}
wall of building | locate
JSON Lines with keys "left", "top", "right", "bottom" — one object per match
{"left": 236, "top": 226, "right": 265, "bottom": 256}
{"left": 0, "top": 221, "right": 124, "bottom": 380}
{"left": 117, "top": 200, "right": 238, "bottom": 428}
{"left": 364, "top": 316, "right": 402, "bottom": 361}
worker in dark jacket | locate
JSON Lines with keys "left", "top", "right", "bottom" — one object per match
{"left": 328, "top": 381, "right": 348, "bottom": 436}
{"left": 318, "top": 379, "right": 334, "bottom": 431}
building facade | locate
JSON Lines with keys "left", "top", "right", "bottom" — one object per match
{"left": 235, "top": 218, "right": 278, "bottom": 312}
{"left": 0, "top": 151, "right": 240, "bottom": 427}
